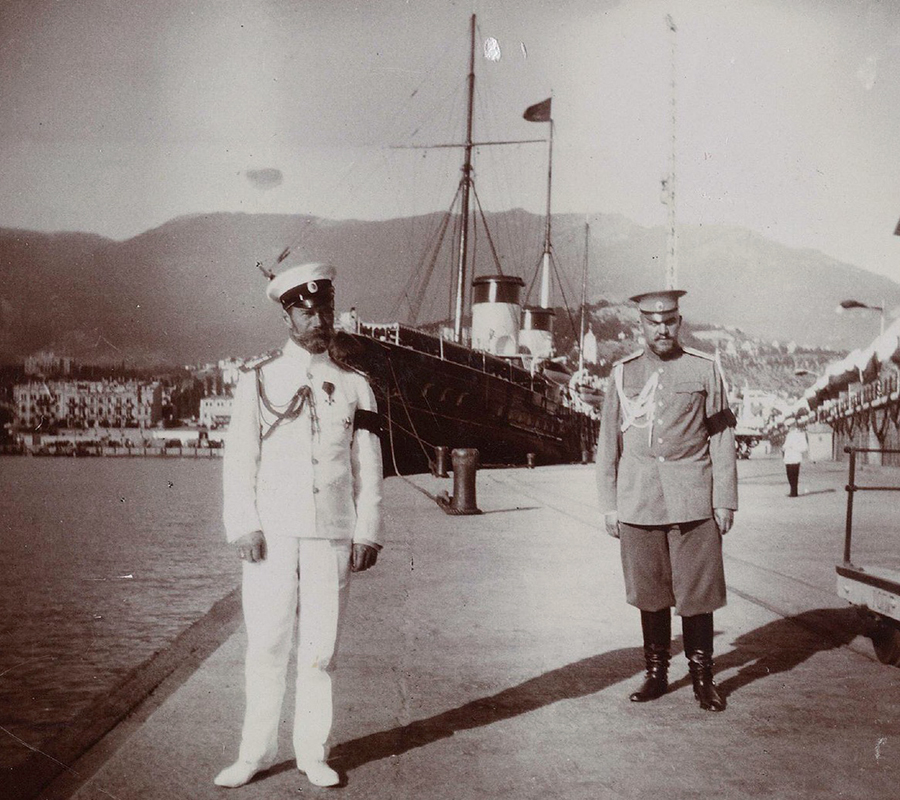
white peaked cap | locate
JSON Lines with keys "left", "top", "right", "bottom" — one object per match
{"left": 266, "top": 262, "right": 337, "bottom": 305}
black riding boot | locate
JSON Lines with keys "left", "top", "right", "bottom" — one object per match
{"left": 630, "top": 608, "right": 671, "bottom": 702}
{"left": 682, "top": 613, "right": 726, "bottom": 712}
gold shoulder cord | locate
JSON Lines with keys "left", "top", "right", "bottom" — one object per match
{"left": 615, "top": 362, "right": 659, "bottom": 447}
{"left": 255, "top": 368, "right": 319, "bottom": 441}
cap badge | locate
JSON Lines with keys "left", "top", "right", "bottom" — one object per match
{"left": 655, "top": 300, "right": 664, "bottom": 311}
{"left": 308, "top": 281, "right": 318, "bottom": 294}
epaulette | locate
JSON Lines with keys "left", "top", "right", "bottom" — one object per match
{"left": 238, "top": 348, "right": 283, "bottom": 373}
{"left": 682, "top": 346, "right": 716, "bottom": 362}
{"left": 613, "top": 350, "right": 644, "bottom": 367}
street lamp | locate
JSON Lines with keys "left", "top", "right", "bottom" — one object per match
{"left": 835, "top": 299, "right": 884, "bottom": 335}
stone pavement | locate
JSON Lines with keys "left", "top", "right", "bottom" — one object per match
{"left": 23, "top": 458, "right": 900, "bottom": 799}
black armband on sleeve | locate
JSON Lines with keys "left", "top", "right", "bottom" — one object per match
{"left": 354, "top": 408, "right": 383, "bottom": 437}
{"left": 706, "top": 407, "right": 737, "bottom": 436}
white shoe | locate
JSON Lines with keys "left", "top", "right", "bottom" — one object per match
{"left": 298, "top": 760, "right": 340, "bottom": 788}
{"left": 214, "top": 760, "right": 266, "bottom": 788}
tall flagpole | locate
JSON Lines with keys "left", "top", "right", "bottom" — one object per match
{"left": 663, "top": 14, "right": 678, "bottom": 290}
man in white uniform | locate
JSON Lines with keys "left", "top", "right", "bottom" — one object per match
{"left": 215, "top": 261, "right": 383, "bottom": 789}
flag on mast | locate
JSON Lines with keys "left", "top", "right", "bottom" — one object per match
{"left": 523, "top": 97, "right": 552, "bottom": 122}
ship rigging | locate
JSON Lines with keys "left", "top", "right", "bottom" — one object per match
{"left": 274, "top": 13, "right": 599, "bottom": 476}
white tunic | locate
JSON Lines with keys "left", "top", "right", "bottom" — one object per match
{"left": 223, "top": 338, "right": 383, "bottom": 546}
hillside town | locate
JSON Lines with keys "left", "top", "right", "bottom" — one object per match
{"left": 0, "top": 350, "right": 243, "bottom": 456}
{"left": 3, "top": 308, "right": 892, "bottom": 466}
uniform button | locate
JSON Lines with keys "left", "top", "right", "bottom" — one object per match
{"left": 658, "top": 456, "right": 665, "bottom": 462}
{"left": 306, "top": 371, "right": 313, "bottom": 379}
{"left": 311, "top": 457, "right": 318, "bottom": 465}
{"left": 312, "top": 486, "right": 319, "bottom": 494}
{"left": 657, "top": 437, "right": 663, "bottom": 443}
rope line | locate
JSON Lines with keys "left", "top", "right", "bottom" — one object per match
{"left": 384, "top": 353, "right": 438, "bottom": 459}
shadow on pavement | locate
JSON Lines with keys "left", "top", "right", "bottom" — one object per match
{"left": 268, "top": 609, "right": 869, "bottom": 779}
{"left": 329, "top": 646, "right": 643, "bottom": 772}
{"left": 669, "top": 607, "right": 868, "bottom": 699}
{"left": 482, "top": 505, "right": 541, "bottom": 515}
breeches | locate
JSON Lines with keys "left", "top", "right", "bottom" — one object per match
{"left": 619, "top": 518, "right": 726, "bottom": 617}
{"left": 238, "top": 537, "right": 351, "bottom": 766}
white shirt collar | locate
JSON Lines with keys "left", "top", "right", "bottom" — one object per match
{"left": 283, "top": 338, "right": 329, "bottom": 368}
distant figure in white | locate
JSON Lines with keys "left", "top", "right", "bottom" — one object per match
{"left": 782, "top": 425, "right": 809, "bottom": 498}
{"left": 215, "top": 260, "right": 383, "bottom": 790}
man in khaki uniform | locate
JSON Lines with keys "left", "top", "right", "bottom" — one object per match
{"left": 596, "top": 289, "right": 737, "bottom": 711}
{"left": 215, "top": 260, "right": 383, "bottom": 788}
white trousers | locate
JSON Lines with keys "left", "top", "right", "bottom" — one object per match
{"left": 237, "top": 537, "right": 351, "bottom": 766}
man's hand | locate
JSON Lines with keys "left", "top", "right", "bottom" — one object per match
{"left": 714, "top": 508, "right": 734, "bottom": 535}
{"left": 234, "top": 530, "right": 266, "bottom": 563}
{"left": 351, "top": 543, "right": 378, "bottom": 573}
{"left": 604, "top": 511, "right": 621, "bottom": 539}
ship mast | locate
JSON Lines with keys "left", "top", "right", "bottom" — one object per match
{"left": 452, "top": 14, "right": 477, "bottom": 344}
{"left": 540, "top": 113, "right": 554, "bottom": 308}
{"left": 444, "top": 14, "right": 546, "bottom": 342}
{"left": 579, "top": 219, "right": 589, "bottom": 375}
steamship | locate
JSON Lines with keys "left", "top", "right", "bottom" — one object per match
{"left": 340, "top": 15, "right": 599, "bottom": 476}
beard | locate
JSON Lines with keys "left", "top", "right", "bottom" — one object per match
{"left": 648, "top": 336, "right": 678, "bottom": 357}
{"left": 292, "top": 328, "right": 332, "bottom": 354}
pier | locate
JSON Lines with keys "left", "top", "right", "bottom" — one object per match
{"left": 11, "top": 458, "right": 898, "bottom": 800}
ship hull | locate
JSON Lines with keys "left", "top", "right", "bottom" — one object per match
{"left": 347, "top": 326, "right": 598, "bottom": 476}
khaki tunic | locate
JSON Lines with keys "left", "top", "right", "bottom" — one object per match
{"left": 596, "top": 346, "right": 738, "bottom": 524}
{"left": 596, "top": 345, "right": 738, "bottom": 615}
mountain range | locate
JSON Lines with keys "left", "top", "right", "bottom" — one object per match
{"left": 1, "top": 210, "right": 898, "bottom": 366}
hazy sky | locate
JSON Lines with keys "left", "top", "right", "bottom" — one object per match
{"left": 2, "top": 0, "right": 900, "bottom": 283}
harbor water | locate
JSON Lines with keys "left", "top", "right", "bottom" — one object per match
{"left": 0, "top": 457, "right": 237, "bottom": 771}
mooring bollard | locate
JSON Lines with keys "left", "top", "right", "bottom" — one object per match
{"left": 526, "top": 452, "right": 536, "bottom": 469}
{"left": 433, "top": 446, "right": 450, "bottom": 478}
{"left": 436, "top": 448, "right": 482, "bottom": 515}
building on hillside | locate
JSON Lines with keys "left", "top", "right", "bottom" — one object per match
{"left": 24, "top": 351, "right": 74, "bottom": 377}
{"left": 218, "top": 358, "right": 243, "bottom": 389}
{"left": 185, "top": 357, "right": 243, "bottom": 396}
{"left": 199, "top": 395, "right": 233, "bottom": 429}
{"left": 13, "top": 380, "right": 162, "bottom": 430}
{"left": 692, "top": 330, "right": 739, "bottom": 357}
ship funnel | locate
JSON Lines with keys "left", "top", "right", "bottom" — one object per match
{"left": 471, "top": 275, "right": 525, "bottom": 356}
{"left": 519, "top": 305, "right": 556, "bottom": 361}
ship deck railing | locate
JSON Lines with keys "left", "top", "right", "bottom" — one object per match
{"left": 357, "top": 321, "right": 584, "bottom": 410}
